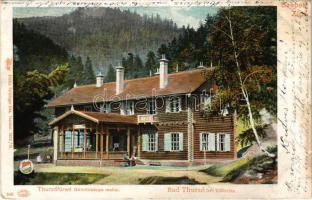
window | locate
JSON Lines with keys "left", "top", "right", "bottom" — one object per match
{"left": 171, "top": 133, "right": 180, "bottom": 151}
{"left": 201, "top": 133, "right": 209, "bottom": 151}
{"left": 200, "top": 132, "right": 231, "bottom": 152}
{"left": 141, "top": 126, "right": 158, "bottom": 152}
{"left": 148, "top": 133, "right": 157, "bottom": 151}
{"left": 166, "top": 96, "right": 181, "bottom": 113}
{"left": 147, "top": 99, "right": 156, "bottom": 114}
{"left": 100, "top": 102, "right": 111, "bottom": 113}
{"left": 164, "top": 132, "right": 183, "bottom": 151}
{"left": 126, "top": 101, "right": 134, "bottom": 115}
{"left": 84, "top": 105, "right": 92, "bottom": 112}
{"left": 218, "top": 134, "right": 226, "bottom": 151}
{"left": 64, "top": 131, "right": 72, "bottom": 152}
{"left": 121, "top": 101, "right": 134, "bottom": 115}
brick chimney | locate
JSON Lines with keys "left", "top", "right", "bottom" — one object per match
{"left": 96, "top": 72, "right": 104, "bottom": 87}
{"left": 159, "top": 54, "right": 168, "bottom": 89}
{"left": 116, "top": 65, "right": 124, "bottom": 94}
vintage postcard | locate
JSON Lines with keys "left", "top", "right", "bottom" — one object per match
{"left": 0, "top": 0, "right": 311, "bottom": 199}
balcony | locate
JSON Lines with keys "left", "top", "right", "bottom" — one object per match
{"left": 137, "top": 114, "right": 158, "bottom": 124}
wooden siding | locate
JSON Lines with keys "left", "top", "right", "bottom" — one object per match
{"left": 193, "top": 111, "right": 235, "bottom": 159}
{"left": 140, "top": 123, "right": 188, "bottom": 160}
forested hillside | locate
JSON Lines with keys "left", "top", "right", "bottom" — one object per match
{"left": 156, "top": 7, "right": 276, "bottom": 73}
{"left": 17, "top": 7, "right": 180, "bottom": 74}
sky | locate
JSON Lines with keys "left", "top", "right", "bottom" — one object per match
{"left": 13, "top": 7, "right": 219, "bottom": 28}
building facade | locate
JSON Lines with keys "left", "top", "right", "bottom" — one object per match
{"left": 48, "top": 56, "right": 236, "bottom": 166}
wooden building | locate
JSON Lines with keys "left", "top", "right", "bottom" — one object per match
{"left": 48, "top": 56, "right": 236, "bottom": 166}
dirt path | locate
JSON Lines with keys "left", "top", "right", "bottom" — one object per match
{"left": 34, "top": 164, "right": 222, "bottom": 184}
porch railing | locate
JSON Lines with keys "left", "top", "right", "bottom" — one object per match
{"left": 58, "top": 151, "right": 127, "bottom": 160}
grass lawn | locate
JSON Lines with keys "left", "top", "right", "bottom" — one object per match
{"left": 200, "top": 158, "right": 250, "bottom": 177}
{"left": 14, "top": 172, "right": 108, "bottom": 185}
{"left": 139, "top": 176, "right": 204, "bottom": 184}
{"left": 15, "top": 164, "right": 222, "bottom": 184}
{"left": 200, "top": 147, "right": 277, "bottom": 183}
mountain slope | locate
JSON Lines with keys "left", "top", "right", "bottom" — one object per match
{"left": 13, "top": 20, "right": 68, "bottom": 74}
{"left": 17, "top": 7, "right": 180, "bottom": 73}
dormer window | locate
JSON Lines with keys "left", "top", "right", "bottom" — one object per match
{"left": 84, "top": 105, "right": 92, "bottom": 112}
{"left": 200, "top": 90, "right": 211, "bottom": 106}
{"left": 166, "top": 96, "right": 181, "bottom": 113}
{"left": 121, "top": 101, "right": 134, "bottom": 115}
{"left": 147, "top": 99, "right": 156, "bottom": 115}
{"left": 100, "top": 102, "right": 111, "bottom": 113}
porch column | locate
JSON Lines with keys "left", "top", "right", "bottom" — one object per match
{"left": 106, "top": 128, "right": 109, "bottom": 159}
{"left": 95, "top": 127, "right": 98, "bottom": 159}
{"left": 100, "top": 129, "right": 103, "bottom": 160}
{"left": 127, "top": 127, "right": 131, "bottom": 157}
{"left": 53, "top": 126, "right": 59, "bottom": 164}
{"left": 83, "top": 128, "right": 86, "bottom": 159}
{"left": 137, "top": 127, "right": 141, "bottom": 159}
{"left": 71, "top": 127, "right": 74, "bottom": 159}
{"left": 60, "top": 126, "right": 64, "bottom": 159}
{"left": 59, "top": 128, "right": 64, "bottom": 159}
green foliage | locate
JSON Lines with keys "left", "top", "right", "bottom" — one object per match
{"left": 14, "top": 172, "right": 108, "bottom": 185}
{"left": 122, "top": 53, "right": 147, "bottom": 79}
{"left": 139, "top": 176, "right": 203, "bottom": 185}
{"left": 14, "top": 65, "right": 69, "bottom": 146}
{"left": 201, "top": 146, "right": 277, "bottom": 181}
{"left": 236, "top": 125, "right": 268, "bottom": 147}
{"left": 222, "top": 146, "right": 277, "bottom": 182}
{"left": 13, "top": 20, "right": 68, "bottom": 74}
{"left": 105, "top": 64, "right": 116, "bottom": 82}
{"left": 84, "top": 56, "right": 95, "bottom": 84}
{"left": 145, "top": 51, "right": 158, "bottom": 74}
{"left": 158, "top": 7, "right": 277, "bottom": 121}
{"left": 200, "top": 158, "right": 251, "bottom": 177}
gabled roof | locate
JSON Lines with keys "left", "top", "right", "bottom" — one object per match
{"left": 47, "top": 68, "right": 211, "bottom": 108}
{"left": 49, "top": 110, "right": 137, "bottom": 125}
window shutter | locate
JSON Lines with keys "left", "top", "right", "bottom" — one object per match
{"left": 164, "top": 133, "right": 171, "bottom": 151}
{"left": 225, "top": 134, "right": 231, "bottom": 151}
{"left": 166, "top": 99, "right": 170, "bottom": 112}
{"left": 179, "top": 132, "right": 183, "bottom": 151}
{"left": 155, "top": 132, "right": 158, "bottom": 151}
{"left": 200, "top": 132, "right": 203, "bottom": 151}
{"left": 216, "top": 133, "right": 220, "bottom": 151}
{"left": 208, "top": 133, "right": 216, "bottom": 151}
{"left": 142, "top": 133, "right": 148, "bottom": 151}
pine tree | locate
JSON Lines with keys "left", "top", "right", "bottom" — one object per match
{"left": 145, "top": 51, "right": 157, "bottom": 74}
{"left": 133, "top": 55, "right": 144, "bottom": 78}
{"left": 105, "top": 64, "right": 115, "bottom": 82}
{"left": 84, "top": 56, "right": 95, "bottom": 84}
{"left": 75, "top": 56, "right": 84, "bottom": 84}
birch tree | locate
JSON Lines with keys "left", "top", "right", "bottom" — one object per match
{"left": 209, "top": 8, "right": 276, "bottom": 157}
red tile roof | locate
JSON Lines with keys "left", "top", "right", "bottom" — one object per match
{"left": 49, "top": 110, "right": 137, "bottom": 125}
{"left": 48, "top": 68, "right": 211, "bottom": 108}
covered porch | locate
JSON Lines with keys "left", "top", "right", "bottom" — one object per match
{"left": 49, "top": 109, "right": 141, "bottom": 161}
